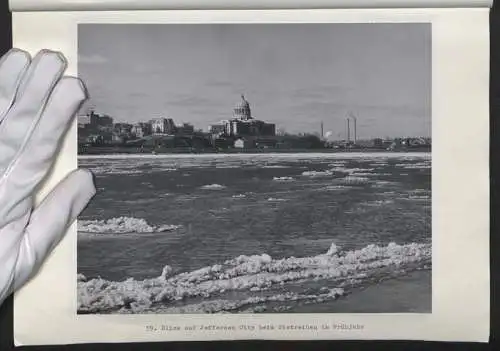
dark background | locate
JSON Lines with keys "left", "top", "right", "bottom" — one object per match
{"left": 0, "top": 0, "right": 498, "bottom": 350}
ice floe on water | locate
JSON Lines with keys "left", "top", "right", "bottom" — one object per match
{"left": 90, "top": 168, "right": 144, "bottom": 176}
{"left": 121, "top": 198, "right": 158, "bottom": 205}
{"left": 80, "top": 161, "right": 180, "bottom": 176}
{"left": 399, "top": 195, "right": 431, "bottom": 201}
{"left": 200, "top": 184, "right": 226, "bottom": 190}
{"left": 138, "top": 289, "right": 346, "bottom": 314}
{"left": 273, "top": 176, "right": 295, "bottom": 181}
{"left": 78, "top": 217, "right": 182, "bottom": 234}
{"left": 360, "top": 199, "right": 395, "bottom": 207}
{"left": 379, "top": 191, "right": 396, "bottom": 196}
{"left": 348, "top": 172, "right": 377, "bottom": 176}
{"left": 263, "top": 165, "right": 290, "bottom": 169}
{"left": 408, "top": 195, "right": 430, "bottom": 200}
{"left": 267, "top": 197, "right": 287, "bottom": 202}
{"left": 330, "top": 167, "right": 375, "bottom": 174}
{"left": 328, "top": 161, "right": 347, "bottom": 166}
{"left": 299, "top": 165, "right": 388, "bottom": 181}
{"left": 215, "top": 165, "right": 240, "bottom": 169}
{"left": 370, "top": 161, "right": 389, "bottom": 166}
{"left": 77, "top": 241, "right": 431, "bottom": 314}
{"left": 395, "top": 162, "right": 431, "bottom": 169}
{"left": 321, "top": 185, "right": 352, "bottom": 191}
{"left": 341, "top": 176, "right": 370, "bottom": 185}
{"left": 301, "top": 170, "right": 333, "bottom": 177}
{"left": 79, "top": 153, "right": 430, "bottom": 179}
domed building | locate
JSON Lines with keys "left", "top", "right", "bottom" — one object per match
{"left": 209, "top": 94, "right": 276, "bottom": 140}
{"left": 233, "top": 95, "right": 252, "bottom": 120}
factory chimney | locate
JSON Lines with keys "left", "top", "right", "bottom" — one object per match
{"left": 352, "top": 115, "right": 357, "bottom": 144}
{"left": 348, "top": 112, "right": 357, "bottom": 144}
{"left": 346, "top": 118, "right": 350, "bottom": 143}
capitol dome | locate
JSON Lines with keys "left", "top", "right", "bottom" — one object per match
{"left": 233, "top": 94, "right": 252, "bottom": 120}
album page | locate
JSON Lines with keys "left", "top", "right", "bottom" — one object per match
{"left": 10, "top": 5, "right": 490, "bottom": 346}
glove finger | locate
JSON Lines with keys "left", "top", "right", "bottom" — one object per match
{"left": 0, "top": 209, "right": 30, "bottom": 304}
{"left": 2, "top": 76, "right": 87, "bottom": 211}
{"left": 0, "top": 49, "right": 31, "bottom": 122}
{"left": 14, "top": 169, "right": 96, "bottom": 291}
{"left": 0, "top": 50, "right": 66, "bottom": 176}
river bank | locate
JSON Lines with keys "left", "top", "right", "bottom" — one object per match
{"left": 78, "top": 146, "right": 431, "bottom": 156}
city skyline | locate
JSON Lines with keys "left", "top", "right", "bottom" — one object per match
{"left": 78, "top": 23, "right": 431, "bottom": 138}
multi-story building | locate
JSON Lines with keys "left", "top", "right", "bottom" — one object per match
{"left": 113, "top": 123, "right": 133, "bottom": 135}
{"left": 132, "top": 122, "right": 152, "bottom": 138}
{"left": 97, "top": 114, "right": 114, "bottom": 128}
{"left": 176, "top": 123, "right": 195, "bottom": 135}
{"left": 222, "top": 95, "right": 276, "bottom": 138}
{"left": 151, "top": 117, "right": 176, "bottom": 135}
{"left": 78, "top": 110, "right": 113, "bottom": 129}
{"left": 78, "top": 110, "right": 114, "bottom": 142}
{"left": 208, "top": 123, "right": 226, "bottom": 136}
{"left": 77, "top": 114, "right": 91, "bottom": 127}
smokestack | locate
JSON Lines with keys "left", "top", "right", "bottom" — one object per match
{"left": 353, "top": 117, "right": 357, "bottom": 144}
{"left": 321, "top": 121, "right": 324, "bottom": 138}
{"left": 347, "top": 118, "right": 350, "bottom": 143}
{"left": 348, "top": 112, "right": 357, "bottom": 144}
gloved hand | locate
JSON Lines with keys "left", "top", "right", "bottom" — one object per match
{"left": 0, "top": 49, "right": 96, "bottom": 306}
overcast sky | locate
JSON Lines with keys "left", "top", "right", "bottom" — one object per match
{"left": 78, "top": 23, "right": 431, "bottom": 138}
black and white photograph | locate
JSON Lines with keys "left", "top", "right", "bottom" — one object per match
{"left": 76, "top": 23, "right": 432, "bottom": 315}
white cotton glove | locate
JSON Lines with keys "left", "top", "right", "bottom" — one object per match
{"left": 0, "top": 49, "right": 96, "bottom": 306}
